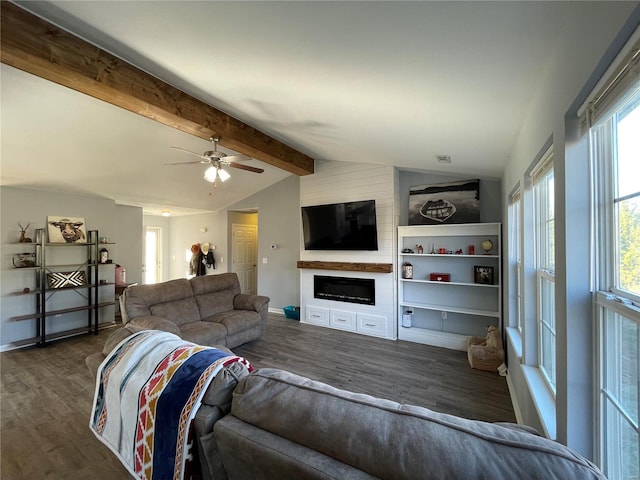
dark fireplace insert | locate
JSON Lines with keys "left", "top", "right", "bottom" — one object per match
{"left": 314, "top": 275, "right": 375, "bottom": 305}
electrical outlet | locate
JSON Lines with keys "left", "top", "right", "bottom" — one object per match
{"left": 262, "top": 257, "right": 268, "bottom": 264}
{"left": 441, "top": 311, "right": 447, "bottom": 319}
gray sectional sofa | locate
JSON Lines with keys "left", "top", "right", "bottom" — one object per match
{"left": 87, "top": 326, "right": 606, "bottom": 480}
{"left": 120, "top": 273, "right": 269, "bottom": 348}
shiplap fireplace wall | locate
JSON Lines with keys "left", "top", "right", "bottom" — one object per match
{"left": 298, "top": 160, "right": 398, "bottom": 340}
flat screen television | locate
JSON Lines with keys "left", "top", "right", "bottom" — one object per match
{"left": 302, "top": 199, "right": 378, "bottom": 251}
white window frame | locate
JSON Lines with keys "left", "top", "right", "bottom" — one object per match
{"left": 585, "top": 31, "right": 640, "bottom": 477}
{"left": 532, "top": 148, "right": 556, "bottom": 394}
{"left": 509, "top": 189, "right": 523, "bottom": 334}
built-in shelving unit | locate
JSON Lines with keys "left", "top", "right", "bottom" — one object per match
{"left": 8, "top": 228, "right": 115, "bottom": 346}
{"left": 397, "top": 223, "right": 502, "bottom": 351}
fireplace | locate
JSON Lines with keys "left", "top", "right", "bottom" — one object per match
{"left": 314, "top": 275, "right": 375, "bottom": 305}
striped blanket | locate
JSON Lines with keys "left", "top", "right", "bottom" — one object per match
{"left": 90, "top": 330, "right": 251, "bottom": 480}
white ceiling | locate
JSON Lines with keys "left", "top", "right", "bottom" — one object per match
{"left": 1, "top": 1, "right": 577, "bottom": 215}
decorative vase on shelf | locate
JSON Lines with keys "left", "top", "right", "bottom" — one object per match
{"left": 402, "top": 262, "right": 413, "bottom": 279}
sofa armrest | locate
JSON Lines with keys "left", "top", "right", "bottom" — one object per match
{"left": 234, "top": 294, "right": 270, "bottom": 313}
{"left": 128, "top": 316, "right": 182, "bottom": 336}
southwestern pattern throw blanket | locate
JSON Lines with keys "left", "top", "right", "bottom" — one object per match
{"left": 90, "top": 330, "right": 251, "bottom": 480}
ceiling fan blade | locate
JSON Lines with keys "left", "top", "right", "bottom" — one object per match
{"left": 224, "top": 154, "right": 253, "bottom": 163}
{"left": 163, "top": 160, "right": 207, "bottom": 165}
{"left": 170, "top": 146, "right": 208, "bottom": 160}
{"left": 229, "top": 163, "right": 264, "bottom": 174}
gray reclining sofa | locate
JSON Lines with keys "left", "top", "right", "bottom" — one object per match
{"left": 120, "top": 272, "right": 269, "bottom": 348}
{"left": 87, "top": 326, "right": 606, "bottom": 480}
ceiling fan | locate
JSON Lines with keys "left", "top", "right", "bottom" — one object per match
{"left": 165, "top": 136, "right": 264, "bottom": 186}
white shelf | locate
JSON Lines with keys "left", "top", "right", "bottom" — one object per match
{"left": 400, "top": 278, "right": 499, "bottom": 288}
{"left": 399, "top": 301, "right": 499, "bottom": 318}
{"left": 401, "top": 253, "right": 499, "bottom": 259}
{"left": 397, "top": 222, "right": 502, "bottom": 350}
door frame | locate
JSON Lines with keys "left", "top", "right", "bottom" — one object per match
{"left": 228, "top": 210, "right": 259, "bottom": 293}
{"left": 143, "top": 225, "right": 162, "bottom": 284}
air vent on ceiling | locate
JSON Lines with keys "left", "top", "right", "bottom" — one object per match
{"left": 435, "top": 155, "right": 452, "bottom": 164}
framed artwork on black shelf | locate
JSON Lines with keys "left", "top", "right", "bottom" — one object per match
{"left": 474, "top": 266, "right": 494, "bottom": 285}
{"left": 47, "top": 216, "right": 87, "bottom": 244}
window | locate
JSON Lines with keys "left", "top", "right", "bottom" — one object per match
{"left": 614, "top": 96, "right": 640, "bottom": 300}
{"left": 587, "top": 36, "right": 639, "bottom": 478}
{"left": 596, "top": 296, "right": 639, "bottom": 480}
{"left": 509, "top": 189, "right": 523, "bottom": 332}
{"left": 532, "top": 150, "right": 555, "bottom": 393}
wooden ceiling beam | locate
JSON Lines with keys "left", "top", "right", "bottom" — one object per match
{"left": 0, "top": 2, "right": 314, "bottom": 176}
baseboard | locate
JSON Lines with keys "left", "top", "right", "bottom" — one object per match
{"left": 269, "top": 307, "right": 285, "bottom": 315}
{"left": 398, "top": 327, "right": 467, "bottom": 351}
{"left": 506, "top": 372, "right": 524, "bottom": 425}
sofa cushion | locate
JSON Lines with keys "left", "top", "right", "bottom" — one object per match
{"left": 215, "top": 415, "right": 377, "bottom": 480}
{"left": 150, "top": 297, "right": 201, "bottom": 326}
{"left": 180, "top": 321, "right": 228, "bottom": 346}
{"left": 226, "top": 325, "right": 263, "bottom": 350}
{"left": 191, "top": 274, "right": 240, "bottom": 319}
{"left": 127, "top": 316, "right": 182, "bottom": 336}
{"left": 124, "top": 279, "right": 196, "bottom": 322}
{"left": 228, "top": 369, "right": 606, "bottom": 480}
{"left": 204, "top": 310, "right": 261, "bottom": 336}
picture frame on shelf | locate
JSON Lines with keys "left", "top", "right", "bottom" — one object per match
{"left": 47, "top": 271, "right": 87, "bottom": 289}
{"left": 47, "top": 216, "right": 87, "bottom": 244}
{"left": 474, "top": 266, "right": 494, "bottom": 285}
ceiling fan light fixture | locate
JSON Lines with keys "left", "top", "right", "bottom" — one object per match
{"left": 204, "top": 165, "right": 218, "bottom": 182}
{"left": 218, "top": 168, "right": 231, "bottom": 182}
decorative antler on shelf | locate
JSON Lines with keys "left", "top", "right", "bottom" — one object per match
{"left": 18, "top": 222, "right": 33, "bottom": 243}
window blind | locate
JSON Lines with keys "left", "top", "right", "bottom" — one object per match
{"left": 579, "top": 30, "right": 640, "bottom": 130}
{"left": 530, "top": 148, "right": 553, "bottom": 185}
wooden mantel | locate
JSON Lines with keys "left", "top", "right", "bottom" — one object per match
{"left": 297, "top": 261, "right": 393, "bottom": 274}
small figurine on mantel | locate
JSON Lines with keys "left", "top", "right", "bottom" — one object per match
{"left": 415, "top": 244, "right": 424, "bottom": 254}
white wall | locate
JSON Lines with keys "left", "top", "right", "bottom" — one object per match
{"left": 117, "top": 205, "right": 143, "bottom": 285}
{"left": 501, "top": 2, "right": 639, "bottom": 458}
{"left": 231, "top": 175, "right": 301, "bottom": 311}
{"left": 168, "top": 212, "right": 229, "bottom": 279}
{"left": 299, "top": 160, "right": 397, "bottom": 338}
{"left": 165, "top": 175, "right": 301, "bottom": 311}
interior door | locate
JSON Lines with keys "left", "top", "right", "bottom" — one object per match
{"left": 231, "top": 224, "right": 257, "bottom": 294}
{"left": 143, "top": 226, "right": 162, "bottom": 284}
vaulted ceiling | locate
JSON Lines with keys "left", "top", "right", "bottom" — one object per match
{"left": 0, "top": 1, "right": 617, "bottom": 215}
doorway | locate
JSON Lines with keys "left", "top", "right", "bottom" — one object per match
{"left": 143, "top": 226, "right": 162, "bottom": 284}
{"left": 231, "top": 223, "right": 257, "bottom": 294}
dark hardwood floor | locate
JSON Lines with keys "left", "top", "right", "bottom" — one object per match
{"left": 1, "top": 314, "right": 514, "bottom": 479}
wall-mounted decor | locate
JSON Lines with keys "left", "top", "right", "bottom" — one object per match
{"left": 474, "top": 266, "right": 494, "bottom": 285}
{"left": 409, "top": 179, "right": 480, "bottom": 225}
{"left": 47, "top": 216, "right": 87, "bottom": 243}
{"left": 47, "top": 271, "right": 88, "bottom": 289}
